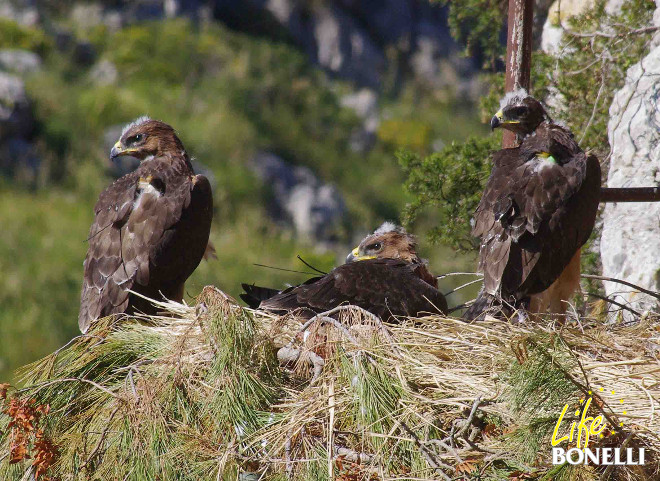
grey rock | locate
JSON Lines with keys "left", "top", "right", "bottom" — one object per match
{"left": 601, "top": 9, "right": 660, "bottom": 319}
{"left": 541, "top": 0, "right": 624, "bottom": 55}
{"left": 311, "top": 4, "right": 385, "bottom": 88}
{"left": 0, "top": 72, "right": 32, "bottom": 140}
{"left": 69, "top": 3, "right": 123, "bottom": 32}
{"left": 89, "top": 59, "right": 118, "bottom": 86}
{"left": 69, "top": 0, "right": 209, "bottom": 31}
{"left": 70, "top": 3, "right": 105, "bottom": 29}
{"left": 0, "top": 49, "right": 42, "bottom": 74}
{"left": 347, "top": 128, "right": 377, "bottom": 154}
{"left": 0, "top": 0, "right": 39, "bottom": 26}
{"left": 340, "top": 89, "right": 379, "bottom": 153}
{"left": 219, "top": 0, "right": 386, "bottom": 88}
{"left": 249, "top": 151, "right": 345, "bottom": 242}
{"left": 340, "top": 88, "right": 378, "bottom": 122}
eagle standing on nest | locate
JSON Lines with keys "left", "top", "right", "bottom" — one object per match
{"left": 464, "top": 91, "right": 601, "bottom": 320}
{"left": 78, "top": 117, "right": 213, "bottom": 333}
{"left": 241, "top": 223, "right": 448, "bottom": 320}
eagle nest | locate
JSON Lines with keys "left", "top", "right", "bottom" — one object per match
{"left": 1, "top": 287, "right": 659, "bottom": 480}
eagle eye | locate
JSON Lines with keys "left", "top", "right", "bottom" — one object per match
{"left": 126, "top": 133, "right": 145, "bottom": 146}
{"left": 509, "top": 106, "right": 527, "bottom": 118}
{"left": 368, "top": 242, "right": 382, "bottom": 251}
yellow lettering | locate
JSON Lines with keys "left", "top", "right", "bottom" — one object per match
{"left": 576, "top": 397, "right": 594, "bottom": 448}
{"left": 590, "top": 415, "right": 605, "bottom": 436}
{"left": 552, "top": 404, "right": 571, "bottom": 446}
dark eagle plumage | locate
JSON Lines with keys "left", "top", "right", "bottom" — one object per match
{"left": 78, "top": 118, "right": 213, "bottom": 333}
{"left": 241, "top": 223, "right": 448, "bottom": 320}
{"left": 256, "top": 258, "right": 447, "bottom": 320}
{"left": 464, "top": 93, "right": 601, "bottom": 320}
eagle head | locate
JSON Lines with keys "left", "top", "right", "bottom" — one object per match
{"left": 110, "top": 116, "right": 185, "bottom": 161}
{"left": 346, "top": 222, "right": 421, "bottom": 264}
{"left": 490, "top": 90, "right": 548, "bottom": 136}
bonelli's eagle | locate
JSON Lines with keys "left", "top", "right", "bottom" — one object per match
{"left": 241, "top": 223, "right": 448, "bottom": 320}
{"left": 78, "top": 117, "right": 213, "bottom": 333}
{"left": 464, "top": 91, "right": 601, "bottom": 320}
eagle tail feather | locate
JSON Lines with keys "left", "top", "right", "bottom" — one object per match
{"left": 462, "top": 290, "right": 519, "bottom": 321}
{"left": 240, "top": 283, "right": 281, "bottom": 309}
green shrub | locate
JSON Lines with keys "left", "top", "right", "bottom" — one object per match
{"left": 400, "top": 135, "right": 499, "bottom": 252}
{"left": 0, "top": 19, "right": 51, "bottom": 54}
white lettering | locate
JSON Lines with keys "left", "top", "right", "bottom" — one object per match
{"left": 614, "top": 447, "right": 625, "bottom": 465}
{"left": 566, "top": 448, "right": 584, "bottom": 465}
{"left": 551, "top": 447, "right": 645, "bottom": 465}
{"left": 584, "top": 448, "right": 599, "bottom": 465}
{"left": 553, "top": 447, "right": 565, "bottom": 465}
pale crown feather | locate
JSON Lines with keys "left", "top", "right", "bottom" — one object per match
{"left": 499, "top": 88, "right": 529, "bottom": 109}
{"left": 374, "top": 221, "right": 405, "bottom": 235}
{"left": 121, "top": 116, "right": 152, "bottom": 136}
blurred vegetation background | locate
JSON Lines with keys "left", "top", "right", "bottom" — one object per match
{"left": 0, "top": 1, "right": 485, "bottom": 381}
{"left": 2, "top": 0, "right": 652, "bottom": 382}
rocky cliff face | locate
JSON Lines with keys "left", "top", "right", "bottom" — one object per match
{"left": 600, "top": 6, "right": 660, "bottom": 318}
{"left": 52, "top": 0, "right": 475, "bottom": 92}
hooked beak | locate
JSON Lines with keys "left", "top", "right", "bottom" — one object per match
{"left": 110, "top": 141, "right": 123, "bottom": 161}
{"left": 110, "top": 141, "right": 138, "bottom": 161}
{"left": 345, "top": 247, "right": 359, "bottom": 263}
{"left": 345, "top": 246, "right": 377, "bottom": 263}
{"left": 490, "top": 110, "right": 503, "bottom": 131}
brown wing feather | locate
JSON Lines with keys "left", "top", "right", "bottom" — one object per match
{"left": 260, "top": 258, "right": 448, "bottom": 320}
{"left": 79, "top": 160, "right": 213, "bottom": 333}
{"left": 472, "top": 124, "right": 601, "bottom": 301}
{"left": 79, "top": 173, "right": 140, "bottom": 329}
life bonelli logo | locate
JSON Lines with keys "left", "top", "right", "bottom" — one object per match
{"left": 551, "top": 386, "right": 644, "bottom": 466}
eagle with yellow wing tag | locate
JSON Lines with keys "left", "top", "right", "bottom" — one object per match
{"left": 78, "top": 117, "right": 213, "bottom": 333}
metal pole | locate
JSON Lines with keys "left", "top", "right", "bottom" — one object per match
{"left": 599, "top": 187, "right": 660, "bottom": 202}
{"left": 503, "top": 0, "right": 534, "bottom": 149}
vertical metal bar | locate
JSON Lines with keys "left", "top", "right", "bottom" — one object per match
{"left": 503, "top": 0, "right": 535, "bottom": 148}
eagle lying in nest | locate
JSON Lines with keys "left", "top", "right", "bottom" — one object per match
{"left": 241, "top": 223, "right": 448, "bottom": 320}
